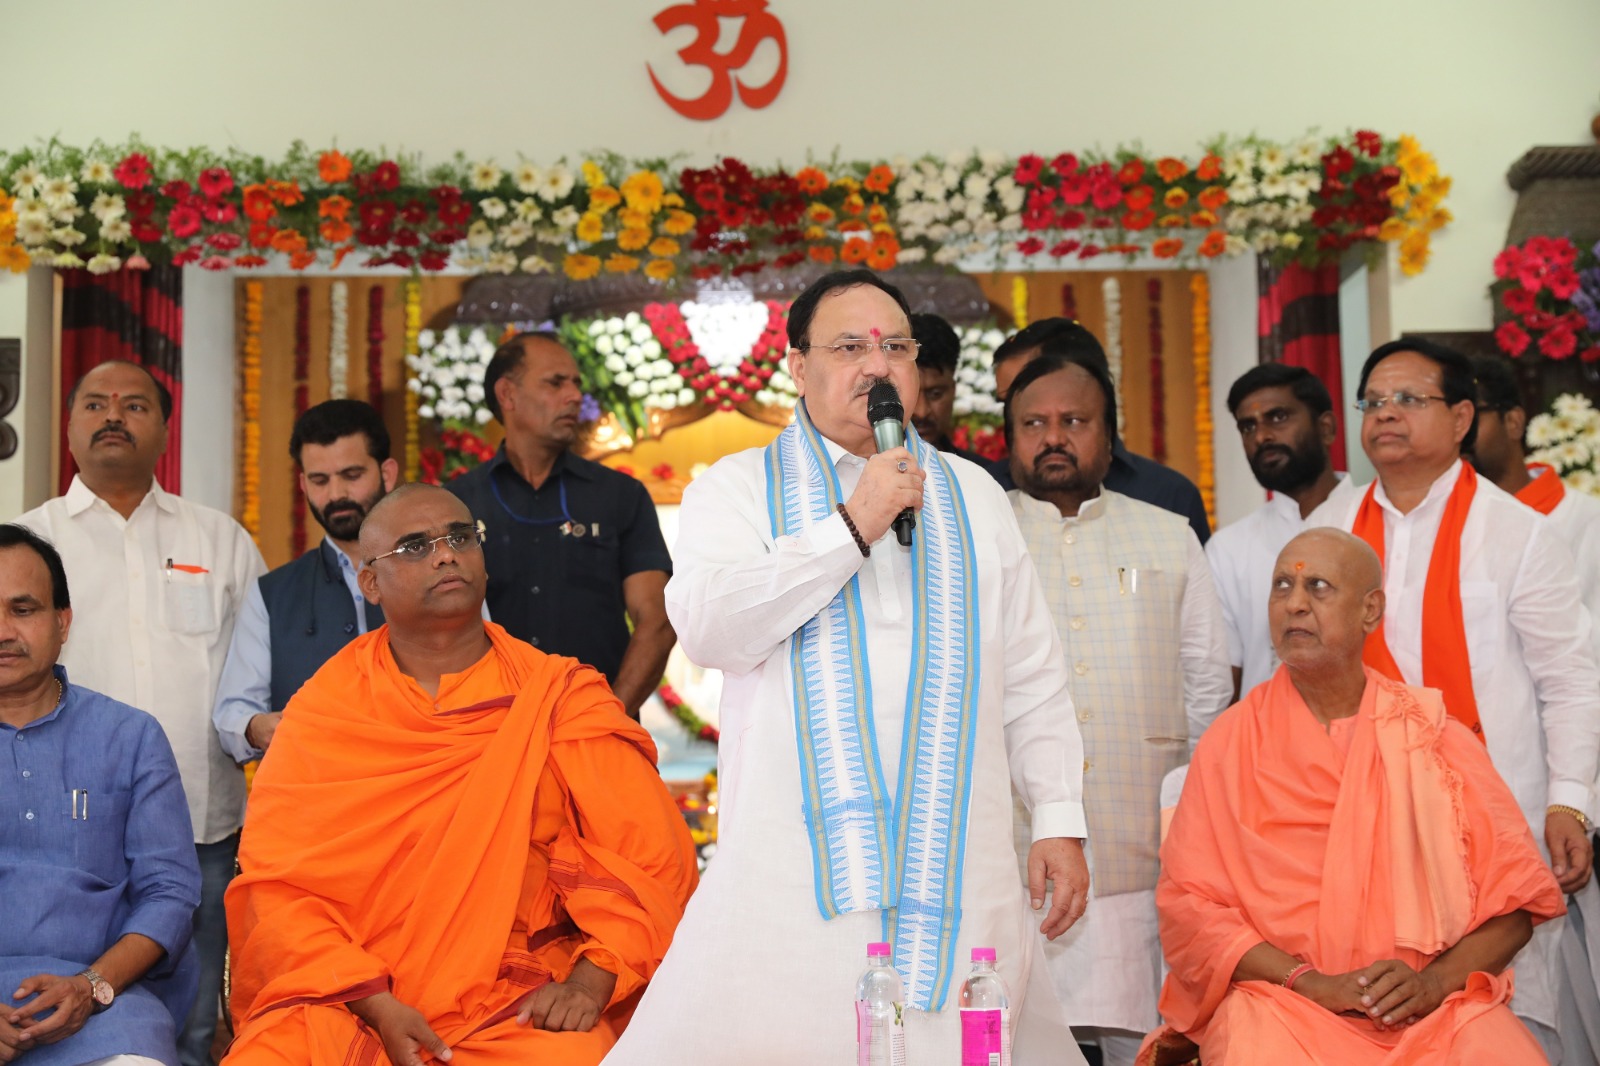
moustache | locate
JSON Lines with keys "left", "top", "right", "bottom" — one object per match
{"left": 853, "top": 376, "right": 895, "bottom": 400}
{"left": 93, "top": 426, "right": 133, "bottom": 444}
{"left": 1254, "top": 445, "right": 1291, "bottom": 463}
{"left": 1033, "top": 445, "right": 1077, "bottom": 469}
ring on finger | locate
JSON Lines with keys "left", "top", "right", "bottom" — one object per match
{"left": 897, "top": 460, "right": 908, "bottom": 472}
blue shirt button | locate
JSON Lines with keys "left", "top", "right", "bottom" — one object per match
{"left": 24, "top": 810, "right": 34, "bottom": 820}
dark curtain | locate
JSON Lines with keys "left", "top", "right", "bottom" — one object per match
{"left": 1257, "top": 261, "right": 1346, "bottom": 471}
{"left": 58, "top": 265, "right": 184, "bottom": 494}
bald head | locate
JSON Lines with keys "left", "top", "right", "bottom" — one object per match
{"left": 1269, "top": 528, "right": 1385, "bottom": 680}
{"left": 356, "top": 484, "right": 488, "bottom": 633}
{"left": 358, "top": 483, "right": 471, "bottom": 561}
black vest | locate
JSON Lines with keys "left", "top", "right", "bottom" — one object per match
{"left": 258, "top": 541, "right": 383, "bottom": 712}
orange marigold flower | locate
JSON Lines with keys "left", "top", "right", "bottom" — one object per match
{"left": 796, "top": 167, "right": 828, "bottom": 195}
{"left": 838, "top": 219, "right": 868, "bottom": 233}
{"left": 663, "top": 192, "right": 685, "bottom": 208}
{"left": 604, "top": 252, "right": 640, "bottom": 274}
{"left": 804, "top": 224, "right": 828, "bottom": 241}
{"left": 619, "top": 207, "right": 652, "bottom": 230}
{"left": 318, "top": 150, "right": 353, "bottom": 184}
{"left": 617, "top": 226, "right": 652, "bottom": 252}
{"left": 575, "top": 213, "right": 605, "bottom": 243}
{"left": 319, "top": 195, "right": 352, "bottom": 219}
{"left": 1163, "top": 187, "right": 1190, "bottom": 209}
{"left": 866, "top": 203, "right": 888, "bottom": 225}
{"left": 1378, "top": 217, "right": 1408, "bottom": 242}
{"left": 840, "top": 239, "right": 870, "bottom": 265}
{"left": 1158, "top": 214, "right": 1186, "bottom": 229}
{"left": 863, "top": 165, "right": 895, "bottom": 194}
{"left": 1152, "top": 237, "right": 1184, "bottom": 259}
{"left": 1188, "top": 210, "right": 1218, "bottom": 228}
{"left": 808, "top": 245, "right": 837, "bottom": 264}
{"left": 661, "top": 209, "right": 696, "bottom": 235}
{"left": 620, "top": 171, "right": 665, "bottom": 214}
{"left": 808, "top": 203, "right": 836, "bottom": 224}
{"left": 1197, "top": 231, "right": 1228, "bottom": 258}
{"left": 870, "top": 222, "right": 896, "bottom": 236}
{"left": 648, "top": 236, "right": 680, "bottom": 257}
{"left": 267, "top": 179, "right": 304, "bottom": 206}
{"left": 1155, "top": 157, "right": 1189, "bottom": 183}
{"left": 320, "top": 219, "right": 354, "bottom": 243}
{"left": 242, "top": 185, "right": 276, "bottom": 221}
{"left": 1122, "top": 209, "right": 1156, "bottom": 231}
{"left": 589, "top": 185, "right": 622, "bottom": 213}
{"left": 865, "top": 234, "right": 899, "bottom": 271}
{"left": 1196, "top": 154, "right": 1223, "bottom": 181}
{"left": 331, "top": 246, "right": 355, "bottom": 270}
{"left": 842, "top": 193, "right": 865, "bottom": 217}
{"left": 1198, "top": 186, "right": 1229, "bottom": 211}
{"left": 270, "top": 228, "right": 308, "bottom": 253}
{"left": 0, "top": 245, "right": 31, "bottom": 273}
{"left": 288, "top": 249, "right": 317, "bottom": 270}
{"left": 645, "top": 257, "right": 677, "bottom": 280}
{"left": 563, "top": 253, "right": 602, "bottom": 280}
{"left": 834, "top": 176, "right": 861, "bottom": 193}
{"left": 248, "top": 220, "right": 276, "bottom": 248}
{"left": 1124, "top": 185, "right": 1155, "bottom": 212}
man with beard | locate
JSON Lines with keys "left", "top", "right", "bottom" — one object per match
{"left": 447, "top": 332, "right": 674, "bottom": 719}
{"left": 1004, "top": 350, "right": 1232, "bottom": 1066}
{"left": 14, "top": 359, "right": 266, "bottom": 1066}
{"left": 1206, "top": 364, "right": 1358, "bottom": 698}
{"left": 213, "top": 399, "right": 399, "bottom": 761}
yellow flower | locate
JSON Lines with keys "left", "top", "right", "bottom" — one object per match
{"left": 605, "top": 253, "right": 640, "bottom": 274}
{"left": 621, "top": 170, "right": 665, "bottom": 214}
{"left": 1398, "top": 231, "right": 1430, "bottom": 276}
{"left": 617, "top": 226, "right": 652, "bottom": 251}
{"left": 660, "top": 209, "right": 696, "bottom": 236}
{"left": 1378, "top": 217, "right": 1408, "bottom": 242}
{"left": 619, "top": 207, "right": 652, "bottom": 230}
{"left": 0, "top": 244, "right": 31, "bottom": 273}
{"left": 563, "top": 252, "right": 602, "bottom": 280}
{"left": 804, "top": 224, "right": 827, "bottom": 241}
{"left": 582, "top": 160, "right": 607, "bottom": 188}
{"left": 0, "top": 190, "right": 12, "bottom": 213}
{"left": 589, "top": 185, "right": 622, "bottom": 213}
{"left": 1425, "top": 175, "right": 1452, "bottom": 199}
{"left": 575, "top": 212, "right": 606, "bottom": 243}
{"left": 663, "top": 192, "right": 685, "bottom": 208}
{"left": 1423, "top": 206, "right": 1453, "bottom": 233}
{"left": 834, "top": 176, "right": 861, "bottom": 193}
{"left": 645, "top": 257, "right": 677, "bottom": 280}
{"left": 648, "top": 236, "right": 680, "bottom": 257}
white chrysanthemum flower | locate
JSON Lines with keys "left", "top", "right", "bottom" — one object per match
{"left": 42, "top": 176, "right": 77, "bottom": 200}
{"left": 1258, "top": 146, "right": 1288, "bottom": 175}
{"left": 1291, "top": 138, "right": 1322, "bottom": 167}
{"left": 479, "top": 197, "right": 507, "bottom": 220}
{"left": 1552, "top": 393, "right": 1594, "bottom": 420}
{"left": 496, "top": 221, "right": 533, "bottom": 247}
{"left": 962, "top": 174, "right": 992, "bottom": 202}
{"left": 1224, "top": 234, "right": 1249, "bottom": 256}
{"left": 933, "top": 245, "right": 963, "bottom": 265}
{"left": 950, "top": 219, "right": 973, "bottom": 236}
{"left": 466, "top": 221, "right": 494, "bottom": 250}
{"left": 488, "top": 250, "right": 517, "bottom": 274}
{"left": 898, "top": 172, "right": 925, "bottom": 199}
{"left": 1223, "top": 149, "right": 1256, "bottom": 180}
{"left": 679, "top": 387, "right": 697, "bottom": 406}
{"left": 90, "top": 192, "right": 125, "bottom": 219}
{"left": 1250, "top": 231, "right": 1282, "bottom": 253}
{"left": 595, "top": 335, "right": 615, "bottom": 356}
{"left": 51, "top": 227, "right": 86, "bottom": 246}
{"left": 604, "top": 355, "right": 627, "bottom": 373}
{"left": 80, "top": 159, "right": 113, "bottom": 184}
{"left": 86, "top": 253, "right": 121, "bottom": 275}
{"left": 407, "top": 377, "right": 424, "bottom": 394}
{"left": 612, "top": 369, "right": 633, "bottom": 387}
{"left": 520, "top": 255, "right": 552, "bottom": 274}
{"left": 896, "top": 246, "right": 927, "bottom": 264}
{"left": 15, "top": 197, "right": 48, "bottom": 220}
{"left": 99, "top": 217, "right": 132, "bottom": 242}
{"left": 470, "top": 162, "right": 502, "bottom": 191}
{"left": 1258, "top": 175, "right": 1289, "bottom": 200}
{"left": 628, "top": 380, "right": 650, "bottom": 399}
{"left": 972, "top": 217, "right": 998, "bottom": 237}
{"left": 513, "top": 198, "right": 543, "bottom": 222}
{"left": 16, "top": 215, "right": 51, "bottom": 245}
{"left": 10, "top": 165, "right": 44, "bottom": 194}
{"left": 630, "top": 325, "right": 652, "bottom": 345}
{"left": 1280, "top": 232, "right": 1303, "bottom": 250}
{"left": 999, "top": 187, "right": 1025, "bottom": 213}
{"left": 641, "top": 339, "right": 662, "bottom": 358}
{"left": 587, "top": 320, "right": 606, "bottom": 337}
{"left": 475, "top": 407, "right": 493, "bottom": 425}
{"left": 976, "top": 149, "right": 1004, "bottom": 169}
{"left": 1228, "top": 180, "right": 1258, "bottom": 204}
{"left": 515, "top": 163, "right": 543, "bottom": 194}
{"left": 418, "top": 404, "right": 435, "bottom": 419}
{"left": 539, "top": 165, "right": 576, "bottom": 202}
{"left": 551, "top": 206, "right": 580, "bottom": 230}
{"left": 465, "top": 383, "right": 485, "bottom": 403}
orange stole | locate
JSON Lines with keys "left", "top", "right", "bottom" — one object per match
{"left": 1517, "top": 463, "right": 1566, "bottom": 516}
{"left": 1351, "top": 463, "right": 1484, "bottom": 740}
{"left": 224, "top": 623, "right": 698, "bottom": 1064}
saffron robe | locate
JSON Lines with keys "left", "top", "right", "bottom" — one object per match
{"left": 223, "top": 623, "right": 699, "bottom": 1064}
{"left": 1151, "top": 667, "right": 1564, "bottom": 1064}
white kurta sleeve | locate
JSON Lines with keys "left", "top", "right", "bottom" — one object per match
{"left": 1181, "top": 532, "right": 1236, "bottom": 747}
{"left": 1203, "top": 533, "right": 1247, "bottom": 671}
{"left": 1510, "top": 522, "right": 1600, "bottom": 815}
{"left": 665, "top": 458, "right": 868, "bottom": 677}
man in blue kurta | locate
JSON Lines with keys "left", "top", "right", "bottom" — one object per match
{"left": 0, "top": 523, "right": 201, "bottom": 1066}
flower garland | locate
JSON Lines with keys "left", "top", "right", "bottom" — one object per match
{"left": 1101, "top": 277, "right": 1124, "bottom": 433}
{"left": 1526, "top": 393, "right": 1600, "bottom": 497}
{"left": 1012, "top": 276, "right": 1029, "bottom": 329}
{"left": 1146, "top": 278, "right": 1166, "bottom": 463}
{"left": 1060, "top": 282, "right": 1078, "bottom": 321}
{"left": 403, "top": 280, "right": 421, "bottom": 482}
{"left": 367, "top": 284, "right": 385, "bottom": 408}
{"left": 240, "top": 281, "right": 264, "bottom": 545}
{"left": 1190, "top": 272, "right": 1216, "bottom": 528}
{"left": 0, "top": 132, "right": 1446, "bottom": 276}
{"left": 1491, "top": 236, "right": 1600, "bottom": 363}
{"left": 291, "top": 284, "right": 311, "bottom": 556}
{"left": 328, "top": 280, "right": 349, "bottom": 398}
{"left": 657, "top": 681, "right": 719, "bottom": 745}
{"left": 0, "top": 185, "right": 28, "bottom": 273}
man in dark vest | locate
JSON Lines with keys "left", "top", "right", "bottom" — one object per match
{"left": 212, "top": 399, "right": 397, "bottom": 759}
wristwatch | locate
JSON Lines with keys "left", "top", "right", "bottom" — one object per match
{"left": 77, "top": 969, "right": 114, "bottom": 1012}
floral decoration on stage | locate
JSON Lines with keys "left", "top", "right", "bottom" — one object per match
{"left": 1491, "top": 236, "right": 1600, "bottom": 363}
{"left": 1525, "top": 393, "right": 1600, "bottom": 497}
{"left": 949, "top": 324, "right": 1007, "bottom": 460}
{"left": 0, "top": 130, "right": 1449, "bottom": 278}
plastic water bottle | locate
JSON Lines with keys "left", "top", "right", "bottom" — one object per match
{"left": 959, "top": 947, "right": 1010, "bottom": 1066}
{"left": 855, "top": 942, "right": 907, "bottom": 1066}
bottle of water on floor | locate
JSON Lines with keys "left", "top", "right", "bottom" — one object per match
{"left": 959, "top": 947, "right": 1010, "bottom": 1066}
{"left": 855, "top": 942, "right": 907, "bottom": 1066}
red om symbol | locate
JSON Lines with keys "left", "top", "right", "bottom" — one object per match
{"left": 648, "top": 0, "right": 788, "bottom": 121}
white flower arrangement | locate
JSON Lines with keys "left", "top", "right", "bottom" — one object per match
{"left": 586, "top": 313, "right": 683, "bottom": 411}
{"left": 1102, "top": 277, "right": 1125, "bottom": 433}
{"left": 408, "top": 326, "right": 497, "bottom": 426}
{"left": 952, "top": 326, "right": 1006, "bottom": 420}
{"left": 1526, "top": 393, "right": 1600, "bottom": 497}
{"left": 327, "top": 281, "right": 350, "bottom": 400}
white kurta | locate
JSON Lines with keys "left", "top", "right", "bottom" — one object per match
{"left": 1308, "top": 460, "right": 1600, "bottom": 1030}
{"left": 15, "top": 476, "right": 265, "bottom": 843}
{"left": 607, "top": 443, "right": 1088, "bottom": 1066}
{"left": 1545, "top": 484, "right": 1600, "bottom": 665}
{"left": 1205, "top": 475, "right": 1358, "bottom": 696}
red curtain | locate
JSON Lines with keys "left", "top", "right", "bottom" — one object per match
{"left": 58, "top": 265, "right": 184, "bottom": 494}
{"left": 1257, "top": 261, "right": 1346, "bottom": 471}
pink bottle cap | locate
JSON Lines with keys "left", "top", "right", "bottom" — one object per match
{"left": 867, "top": 942, "right": 892, "bottom": 957}
{"left": 971, "top": 947, "right": 996, "bottom": 962}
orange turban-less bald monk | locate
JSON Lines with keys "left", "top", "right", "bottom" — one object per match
{"left": 223, "top": 485, "right": 698, "bottom": 1065}
{"left": 1140, "top": 529, "right": 1564, "bottom": 1066}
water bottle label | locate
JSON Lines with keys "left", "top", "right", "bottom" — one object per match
{"left": 959, "top": 1006, "right": 1009, "bottom": 1066}
{"left": 856, "top": 1001, "right": 907, "bottom": 1066}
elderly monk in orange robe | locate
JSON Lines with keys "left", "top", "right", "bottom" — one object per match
{"left": 223, "top": 484, "right": 698, "bottom": 1066}
{"left": 1141, "top": 528, "right": 1564, "bottom": 1066}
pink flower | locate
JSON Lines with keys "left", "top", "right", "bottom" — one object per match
{"left": 1539, "top": 326, "right": 1578, "bottom": 360}
{"left": 1013, "top": 154, "right": 1045, "bottom": 185}
{"left": 198, "top": 255, "right": 232, "bottom": 271}
{"left": 167, "top": 204, "right": 202, "bottom": 239}
{"left": 124, "top": 253, "right": 151, "bottom": 270}
{"left": 1494, "top": 321, "right": 1531, "bottom": 357}
{"left": 1548, "top": 268, "right": 1580, "bottom": 301}
{"left": 197, "top": 167, "right": 234, "bottom": 199}
{"left": 113, "top": 153, "right": 153, "bottom": 190}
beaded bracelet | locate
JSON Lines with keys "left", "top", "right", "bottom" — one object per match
{"left": 837, "top": 503, "right": 870, "bottom": 557}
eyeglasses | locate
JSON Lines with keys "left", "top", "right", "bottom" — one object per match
{"left": 800, "top": 338, "right": 921, "bottom": 363}
{"left": 366, "top": 521, "right": 486, "bottom": 566}
{"left": 1354, "top": 391, "right": 1449, "bottom": 414}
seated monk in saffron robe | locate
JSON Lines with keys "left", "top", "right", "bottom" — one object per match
{"left": 223, "top": 484, "right": 699, "bottom": 1066}
{"left": 1141, "top": 529, "right": 1565, "bottom": 1066}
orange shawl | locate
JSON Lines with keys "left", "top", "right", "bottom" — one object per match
{"left": 1352, "top": 462, "right": 1483, "bottom": 740}
{"left": 225, "top": 622, "right": 697, "bottom": 1057}
{"left": 1517, "top": 463, "right": 1566, "bottom": 516}
{"left": 1155, "top": 667, "right": 1563, "bottom": 1049}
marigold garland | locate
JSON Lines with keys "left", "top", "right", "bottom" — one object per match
{"left": 1011, "top": 276, "right": 1029, "bottom": 329}
{"left": 366, "top": 284, "right": 385, "bottom": 408}
{"left": 291, "top": 284, "right": 311, "bottom": 555}
{"left": 328, "top": 280, "right": 350, "bottom": 398}
{"left": 1101, "top": 277, "right": 1124, "bottom": 434}
{"left": 240, "top": 281, "right": 264, "bottom": 545}
{"left": 1146, "top": 278, "right": 1166, "bottom": 463}
{"left": 1190, "top": 272, "right": 1216, "bottom": 528}
{"left": 403, "top": 280, "right": 422, "bottom": 482}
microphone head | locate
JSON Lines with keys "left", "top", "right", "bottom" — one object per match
{"left": 866, "top": 381, "right": 904, "bottom": 424}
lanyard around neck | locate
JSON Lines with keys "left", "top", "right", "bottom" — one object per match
{"left": 489, "top": 466, "right": 575, "bottom": 527}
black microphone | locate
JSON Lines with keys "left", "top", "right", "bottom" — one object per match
{"left": 866, "top": 381, "right": 915, "bottom": 547}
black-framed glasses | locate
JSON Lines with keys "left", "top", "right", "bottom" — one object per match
{"left": 366, "top": 520, "right": 486, "bottom": 566}
{"left": 1354, "top": 391, "right": 1449, "bottom": 414}
{"left": 800, "top": 338, "right": 921, "bottom": 364}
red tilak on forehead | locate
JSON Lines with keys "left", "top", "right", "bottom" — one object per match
{"left": 1295, "top": 562, "right": 1305, "bottom": 571}
{"left": 869, "top": 327, "right": 881, "bottom": 340}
